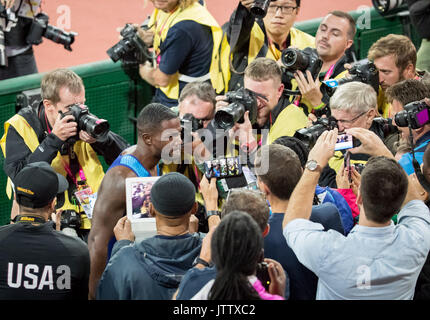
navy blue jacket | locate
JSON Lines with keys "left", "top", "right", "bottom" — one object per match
{"left": 97, "top": 233, "right": 204, "bottom": 300}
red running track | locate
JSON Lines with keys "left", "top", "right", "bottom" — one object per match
{"left": 33, "top": 0, "right": 372, "bottom": 73}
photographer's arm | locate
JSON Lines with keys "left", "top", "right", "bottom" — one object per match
{"left": 345, "top": 127, "right": 394, "bottom": 159}
{"left": 89, "top": 131, "right": 130, "bottom": 166}
{"left": 283, "top": 129, "right": 337, "bottom": 229}
{"left": 139, "top": 61, "right": 172, "bottom": 88}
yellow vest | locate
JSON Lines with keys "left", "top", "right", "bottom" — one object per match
{"left": 249, "top": 26, "right": 315, "bottom": 64}
{"left": 149, "top": 2, "right": 225, "bottom": 99}
{"left": 377, "top": 89, "right": 391, "bottom": 118}
{"left": 222, "top": 26, "right": 315, "bottom": 90}
{"left": 267, "top": 104, "right": 309, "bottom": 144}
{"left": 0, "top": 114, "right": 105, "bottom": 229}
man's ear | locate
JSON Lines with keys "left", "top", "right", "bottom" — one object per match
{"left": 149, "top": 203, "right": 156, "bottom": 217}
{"left": 402, "top": 62, "right": 415, "bottom": 79}
{"left": 43, "top": 99, "right": 55, "bottom": 111}
{"left": 191, "top": 202, "right": 198, "bottom": 215}
{"left": 257, "top": 178, "right": 270, "bottom": 197}
{"left": 262, "top": 224, "right": 270, "bottom": 238}
{"left": 277, "top": 82, "right": 285, "bottom": 100}
{"left": 142, "top": 133, "right": 152, "bottom": 146}
{"left": 345, "top": 39, "right": 353, "bottom": 51}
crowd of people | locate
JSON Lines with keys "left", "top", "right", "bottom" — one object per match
{"left": 1, "top": 0, "right": 430, "bottom": 301}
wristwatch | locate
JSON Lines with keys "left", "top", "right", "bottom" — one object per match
{"left": 305, "top": 160, "right": 322, "bottom": 172}
{"left": 192, "top": 256, "right": 212, "bottom": 268}
{"left": 205, "top": 210, "right": 221, "bottom": 219}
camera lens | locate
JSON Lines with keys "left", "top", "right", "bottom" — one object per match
{"left": 80, "top": 115, "right": 110, "bottom": 138}
{"left": 394, "top": 110, "right": 410, "bottom": 127}
{"left": 281, "top": 48, "right": 309, "bottom": 71}
{"left": 214, "top": 103, "right": 245, "bottom": 130}
{"left": 250, "top": 0, "right": 271, "bottom": 18}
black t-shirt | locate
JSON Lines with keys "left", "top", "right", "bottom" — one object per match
{"left": 154, "top": 20, "right": 213, "bottom": 107}
{"left": 0, "top": 221, "right": 90, "bottom": 300}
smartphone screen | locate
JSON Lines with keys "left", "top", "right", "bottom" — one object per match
{"left": 335, "top": 133, "right": 354, "bottom": 151}
{"left": 204, "top": 157, "right": 242, "bottom": 179}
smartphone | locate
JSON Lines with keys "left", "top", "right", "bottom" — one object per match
{"left": 204, "top": 157, "right": 242, "bottom": 179}
{"left": 335, "top": 133, "right": 359, "bottom": 151}
{"left": 344, "top": 151, "right": 352, "bottom": 183}
{"left": 256, "top": 262, "right": 271, "bottom": 291}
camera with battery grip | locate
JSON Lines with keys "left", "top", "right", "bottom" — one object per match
{"left": 58, "top": 104, "right": 110, "bottom": 143}
{"left": 214, "top": 87, "right": 259, "bottom": 131}
{"left": 320, "top": 61, "right": 380, "bottom": 98}
{"left": 59, "top": 210, "right": 81, "bottom": 238}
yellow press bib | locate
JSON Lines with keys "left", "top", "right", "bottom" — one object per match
{"left": 1, "top": 114, "right": 105, "bottom": 229}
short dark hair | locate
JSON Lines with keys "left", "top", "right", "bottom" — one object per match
{"left": 255, "top": 144, "right": 302, "bottom": 200}
{"left": 360, "top": 156, "right": 408, "bottom": 223}
{"left": 386, "top": 79, "right": 430, "bottom": 106}
{"left": 328, "top": 10, "right": 356, "bottom": 40}
{"left": 136, "top": 103, "right": 177, "bottom": 134}
{"left": 221, "top": 189, "right": 269, "bottom": 233}
{"left": 178, "top": 81, "right": 216, "bottom": 107}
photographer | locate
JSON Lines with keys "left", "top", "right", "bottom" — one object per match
{"left": 0, "top": 68, "right": 129, "bottom": 239}
{"left": 288, "top": 11, "right": 355, "bottom": 116}
{"left": 386, "top": 79, "right": 430, "bottom": 175}
{"left": 0, "top": 0, "right": 75, "bottom": 80}
{"left": 224, "top": 0, "right": 315, "bottom": 91}
{"left": 0, "top": 0, "right": 39, "bottom": 80}
{"left": 216, "top": 57, "right": 308, "bottom": 148}
{"left": 326, "top": 81, "right": 399, "bottom": 176}
{"left": 137, "top": 0, "right": 224, "bottom": 107}
{"left": 368, "top": 34, "right": 430, "bottom": 118}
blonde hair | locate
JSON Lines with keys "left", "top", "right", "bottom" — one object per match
{"left": 41, "top": 68, "right": 83, "bottom": 104}
{"left": 244, "top": 58, "right": 282, "bottom": 84}
{"left": 368, "top": 34, "right": 417, "bottom": 71}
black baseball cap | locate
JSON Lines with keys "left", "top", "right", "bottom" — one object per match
{"left": 14, "top": 162, "right": 69, "bottom": 209}
{"left": 150, "top": 172, "right": 196, "bottom": 217}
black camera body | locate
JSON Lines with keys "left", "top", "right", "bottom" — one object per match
{"left": 395, "top": 101, "right": 430, "bottom": 129}
{"left": 214, "top": 88, "right": 258, "bottom": 130}
{"left": 320, "top": 61, "right": 379, "bottom": 98}
{"left": 107, "top": 23, "right": 151, "bottom": 65}
{"left": 26, "top": 13, "right": 76, "bottom": 51}
{"left": 294, "top": 116, "right": 338, "bottom": 148}
{"left": 250, "top": 0, "right": 275, "bottom": 18}
{"left": 59, "top": 104, "right": 110, "bottom": 142}
{"left": 281, "top": 47, "right": 323, "bottom": 83}
{"left": 180, "top": 113, "right": 205, "bottom": 142}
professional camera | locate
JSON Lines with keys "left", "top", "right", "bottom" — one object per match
{"left": 26, "top": 13, "right": 77, "bottom": 51}
{"left": 294, "top": 116, "right": 338, "bottom": 148}
{"left": 372, "top": 0, "right": 407, "bottom": 15}
{"left": 60, "top": 210, "right": 81, "bottom": 238}
{"left": 214, "top": 88, "right": 258, "bottom": 131}
{"left": 281, "top": 47, "right": 323, "bottom": 83}
{"left": 59, "top": 104, "right": 110, "bottom": 141}
{"left": 180, "top": 113, "right": 205, "bottom": 142}
{"left": 250, "top": 0, "right": 275, "bottom": 18}
{"left": 320, "top": 61, "right": 379, "bottom": 98}
{"left": 107, "top": 23, "right": 153, "bottom": 65}
{"left": 395, "top": 101, "right": 430, "bottom": 129}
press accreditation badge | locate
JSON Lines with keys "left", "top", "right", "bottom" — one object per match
{"left": 74, "top": 188, "right": 97, "bottom": 220}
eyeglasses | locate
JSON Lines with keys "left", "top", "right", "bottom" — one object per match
{"left": 333, "top": 110, "right": 368, "bottom": 125}
{"left": 267, "top": 5, "right": 298, "bottom": 14}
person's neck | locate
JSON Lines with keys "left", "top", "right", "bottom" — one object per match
{"left": 18, "top": 210, "right": 48, "bottom": 222}
{"left": 321, "top": 55, "right": 342, "bottom": 74}
{"left": 133, "top": 143, "right": 160, "bottom": 174}
{"left": 156, "top": 225, "right": 189, "bottom": 237}
{"left": 358, "top": 210, "right": 392, "bottom": 228}
{"left": 268, "top": 32, "right": 289, "bottom": 50}
{"left": 268, "top": 196, "right": 289, "bottom": 214}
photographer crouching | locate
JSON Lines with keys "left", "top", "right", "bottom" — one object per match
{"left": 0, "top": 68, "right": 129, "bottom": 241}
{"left": 294, "top": 81, "right": 399, "bottom": 187}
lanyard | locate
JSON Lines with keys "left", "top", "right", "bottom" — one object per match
{"left": 44, "top": 112, "right": 87, "bottom": 188}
